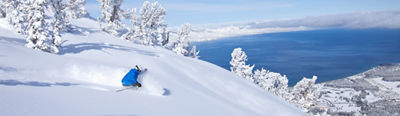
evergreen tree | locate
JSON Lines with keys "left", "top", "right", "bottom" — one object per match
{"left": 230, "top": 48, "right": 254, "bottom": 81}
{"left": 98, "top": 0, "right": 109, "bottom": 20}
{"left": 228, "top": 48, "right": 323, "bottom": 113}
{"left": 1, "top": 0, "right": 20, "bottom": 18}
{"left": 0, "top": 9, "right": 4, "bottom": 18}
{"left": 97, "top": 0, "right": 124, "bottom": 35}
{"left": 172, "top": 23, "right": 190, "bottom": 56}
{"left": 109, "top": 0, "right": 123, "bottom": 23}
{"left": 101, "top": 1, "right": 170, "bottom": 47}
{"left": 26, "top": 0, "right": 59, "bottom": 53}
{"left": 50, "top": 0, "right": 70, "bottom": 47}
{"left": 121, "top": 8, "right": 139, "bottom": 41}
{"left": 138, "top": 1, "right": 167, "bottom": 46}
{"left": 0, "top": 0, "right": 6, "bottom": 18}
{"left": 2, "top": 0, "right": 28, "bottom": 34}
{"left": 290, "top": 76, "right": 320, "bottom": 111}
{"left": 253, "top": 68, "right": 289, "bottom": 97}
{"left": 189, "top": 45, "right": 200, "bottom": 58}
{"left": 65, "top": 0, "right": 87, "bottom": 19}
{"left": 273, "top": 73, "right": 289, "bottom": 99}
{"left": 172, "top": 23, "right": 199, "bottom": 58}
{"left": 253, "top": 68, "right": 267, "bottom": 84}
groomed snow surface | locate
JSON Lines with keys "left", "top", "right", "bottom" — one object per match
{"left": 0, "top": 18, "right": 304, "bottom": 116}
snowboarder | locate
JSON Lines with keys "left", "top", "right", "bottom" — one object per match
{"left": 121, "top": 65, "right": 142, "bottom": 87}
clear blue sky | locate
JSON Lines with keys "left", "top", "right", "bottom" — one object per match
{"left": 85, "top": 0, "right": 400, "bottom": 26}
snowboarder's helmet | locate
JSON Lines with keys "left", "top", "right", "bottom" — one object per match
{"left": 135, "top": 65, "right": 141, "bottom": 72}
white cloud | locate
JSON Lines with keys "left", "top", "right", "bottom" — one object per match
{"left": 187, "top": 11, "right": 400, "bottom": 41}
{"left": 163, "top": 2, "right": 293, "bottom": 13}
{"left": 247, "top": 11, "right": 400, "bottom": 29}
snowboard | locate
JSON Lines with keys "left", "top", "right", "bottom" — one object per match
{"left": 115, "top": 86, "right": 139, "bottom": 92}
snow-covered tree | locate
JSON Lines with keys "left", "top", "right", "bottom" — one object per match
{"left": 98, "top": 1, "right": 170, "bottom": 47}
{"left": 98, "top": 0, "right": 108, "bottom": 20}
{"left": 253, "top": 68, "right": 289, "bottom": 97}
{"left": 290, "top": 76, "right": 321, "bottom": 111}
{"left": 230, "top": 48, "right": 255, "bottom": 81}
{"left": 274, "top": 73, "right": 290, "bottom": 98}
{"left": 50, "top": 0, "right": 70, "bottom": 47}
{"left": 26, "top": 0, "right": 59, "bottom": 53}
{"left": 0, "top": 10, "right": 4, "bottom": 18}
{"left": 2, "top": 0, "right": 29, "bottom": 34}
{"left": 98, "top": 0, "right": 116, "bottom": 22}
{"left": 253, "top": 68, "right": 267, "bottom": 84}
{"left": 121, "top": 8, "right": 139, "bottom": 41}
{"left": 172, "top": 23, "right": 190, "bottom": 55}
{"left": 97, "top": 0, "right": 124, "bottom": 35}
{"left": 51, "top": 0, "right": 71, "bottom": 30}
{"left": 65, "top": 0, "right": 87, "bottom": 19}
{"left": 171, "top": 23, "right": 199, "bottom": 58}
{"left": 138, "top": 1, "right": 168, "bottom": 46}
{"left": 109, "top": 0, "right": 123, "bottom": 23}
{"left": 227, "top": 48, "right": 325, "bottom": 114}
{"left": 0, "top": 0, "right": 6, "bottom": 18}
{"left": 189, "top": 45, "right": 200, "bottom": 58}
{"left": 0, "top": 0, "right": 20, "bottom": 18}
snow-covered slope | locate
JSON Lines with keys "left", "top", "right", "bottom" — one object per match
{"left": 0, "top": 18, "right": 303, "bottom": 116}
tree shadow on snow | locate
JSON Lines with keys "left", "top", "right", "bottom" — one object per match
{"left": 60, "top": 42, "right": 159, "bottom": 57}
{"left": 0, "top": 66, "right": 17, "bottom": 72}
{"left": 162, "top": 88, "right": 171, "bottom": 96}
{"left": 0, "top": 36, "right": 25, "bottom": 45}
{"left": 68, "top": 25, "right": 100, "bottom": 36}
{"left": 0, "top": 80, "right": 79, "bottom": 87}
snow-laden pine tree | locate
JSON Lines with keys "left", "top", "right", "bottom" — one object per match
{"left": 0, "top": 10, "right": 4, "bottom": 18}
{"left": 253, "top": 68, "right": 267, "bottom": 84}
{"left": 26, "top": 0, "right": 59, "bottom": 53}
{"left": 121, "top": 8, "right": 139, "bottom": 41}
{"left": 65, "top": 0, "right": 87, "bottom": 19}
{"left": 0, "top": 0, "right": 6, "bottom": 18}
{"left": 274, "top": 73, "right": 290, "bottom": 99}
{"left": 97, "top": 0, "right": 124, "bottom": 35}
{"left": 289, "top": 76, "right": 321, "bottom": 111}
{"left": 254, "top": 68, "right": 288, "bottom": 92}
{"left": 189, "top": 45, "right": 200, "bottom": 58}
{"left": 98, "top": 0, "right": 109, "bottom": 20}
{"left": 228, "top": 48, "right": 326, "bottom": 113}
{"left": 109, "top": 0, "right": 123, "bottom": 23}
{"left": 0, "top": 0, "right": 20, "bottom": 18}
{"left": 138, "top": 1, "right": 168, "bottom": 46}
{"left": 171, "top": 23, "right": 199, "bottom": 58}
{"left": 253, "top": 68, "right": 289, "bottom": 97}
{"left": 2, "top": 0, "right": 29, "bottom": 34}
{"left": 172, "top": 23, "right": 190, "bottom": 56}
{"left": 230, "top": 48, "right": 255, "bottom": 81}
{"left": 50, "top": 0, "right": 70, "bottom": 47}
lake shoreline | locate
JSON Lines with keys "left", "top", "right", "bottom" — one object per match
{"left": 194, "top": 29, "right": 400, "bottom": 86}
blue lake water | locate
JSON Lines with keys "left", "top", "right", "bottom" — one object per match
{"left": 194, "top": 29, "right": 400, "bottom": 86}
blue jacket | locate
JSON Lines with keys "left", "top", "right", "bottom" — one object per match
{"left": 121, "top": 69, "right": 140, "bottom": 86}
